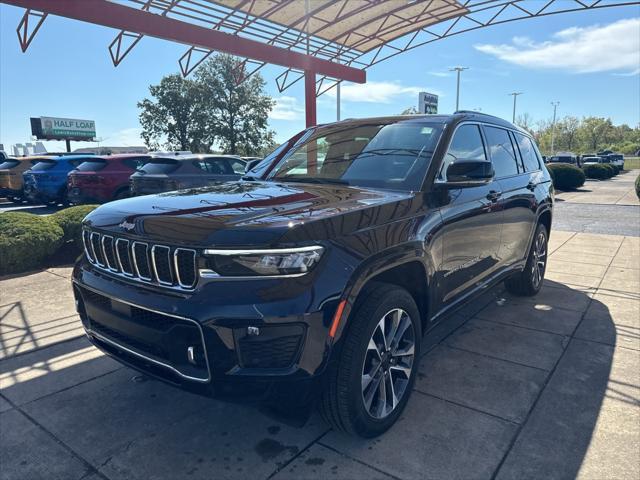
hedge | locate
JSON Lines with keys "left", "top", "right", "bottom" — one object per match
{"left": 635, "top": 174, "right": 640, "bottom": 200}
{"left": 0, "top": 213, "right": 64, "bottom": 275}
{"left": 602, "top": 164, "right": 617, "bottom": 177}
{"left": 546, "top": 163, "right": 585, "bottom": 190}
{"left": 0, "top": 205, "right": 97, "bottom": 276}
{"left": 52, "top": 205, "right": 98, "bottom": 244}
{"left": 583, "top": 164, "right": 611, "bottom": 179}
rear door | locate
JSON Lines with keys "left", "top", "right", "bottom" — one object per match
{"left": 436, "top": 123, "right": 503, "bottom": 307}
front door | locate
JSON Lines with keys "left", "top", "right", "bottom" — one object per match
{"left": 435, "top": 123, "right": 503, "bottom": 309}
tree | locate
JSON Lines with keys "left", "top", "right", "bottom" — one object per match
{"left": 195, "top": 54, "right": 275, "bottom": 155}
{"left": 400, "top": 106, "right": 419, "bottom": 115}
{"left": 138, "top": 74, "right": 211, "bottom": 152}
{"left": 558, "top": 116, "right": 580, "bottom": 152}
{"left": 579, "top": 117, "right": 613, "bottom": 152}
{"left": 515, "top": 113, "right": 535, "bottom": 135}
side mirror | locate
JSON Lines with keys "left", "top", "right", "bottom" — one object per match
{"left": 445, "top": 159, "right": 494, "bottom": 186}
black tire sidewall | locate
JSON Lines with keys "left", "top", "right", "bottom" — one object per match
{"left": 342, "top": 286, "right": 421, "bottom": 437}
{"left": 527, "top": 223, "right": 548, "bottom": 294}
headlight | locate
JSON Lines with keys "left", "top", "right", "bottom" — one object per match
{"left": 203, "top": 246, "right": 324, "bottom": 277}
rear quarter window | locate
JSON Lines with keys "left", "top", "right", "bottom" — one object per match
{"left": 514, "top": 133, "right": 540, "bottom": 172}
{"left": 0, "top": 160, "right": 20, "bottom": 169}
{"left": 139, "top": 159, "right": 179, "bottom": 174}
{"left": 30, "top": 160, "right": 57, "bottom": 171}
{"left": 75, "top": 160, "right": 108, "bottom": 172}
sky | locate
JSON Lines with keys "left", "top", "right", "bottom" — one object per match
{"left": 1, "top": 2, "right": 639, "bottom": 152}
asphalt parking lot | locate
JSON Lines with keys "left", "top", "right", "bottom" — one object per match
{"left": 1, "top": 173, "right": 639, "bottom": 480}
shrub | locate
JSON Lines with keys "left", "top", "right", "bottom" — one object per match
{"left": 0, "top": 213, "right": 64, "bottom": 275}
{"left": 635, "top": 174, "right": 640, "bottom": 200}
{"left": 583, "top": 163, "right": 612, "bottom": 179}
{"left": 602, "top": 164, "right": 616, "bottom": 177}
{"left": 52, "top": 205, "right": 98, "bottom": 244}
{"left": 546, "top": 164, "right": 585, "bottom": 190}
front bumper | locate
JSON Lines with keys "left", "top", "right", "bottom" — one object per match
{"left": 72, "top": 252, "right": 352, "bottom": 404}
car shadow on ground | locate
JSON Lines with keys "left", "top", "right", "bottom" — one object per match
{"left": 0, "top": 280, "right": 620, "bottom": 480}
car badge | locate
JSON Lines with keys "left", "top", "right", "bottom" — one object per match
{"left": 119, "top": 220, "right": 136, "bottom": 231}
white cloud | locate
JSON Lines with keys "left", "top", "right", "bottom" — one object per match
{"left": 428, "top": 71, "right": 451, "bottom": 78}
{"left": 270, "top": 96, "right": 304, "bottom": 120}
{"left": 474, "top": 18, "right": 640, "bottom": 74}
{"left": 325, "top": 81, "right": 440, "bottom": 103}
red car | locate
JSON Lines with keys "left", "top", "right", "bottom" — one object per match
{"left": 67, "top": 154, "right": 150, "bottom": 204}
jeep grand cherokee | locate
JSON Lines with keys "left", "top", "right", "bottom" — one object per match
{"left": 72, "top": 112, "right": 553, "bottom": 437}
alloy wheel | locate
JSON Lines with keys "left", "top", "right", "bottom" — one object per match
{"left": 361, "top": 308, "right": 415, "bottom": 419}
{"left": 531, "top": 231, "right": 547, "bottom": 288}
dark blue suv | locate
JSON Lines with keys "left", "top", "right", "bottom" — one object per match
{"left": 23, "top": 155, "right": 94, "bottom": 204}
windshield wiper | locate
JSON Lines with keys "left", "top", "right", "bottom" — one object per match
{"left": 276, "top": 177, "right": 350, "bottom": 185}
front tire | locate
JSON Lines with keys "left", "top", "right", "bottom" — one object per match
{"left": 319, "top": 283, "right": 421, "bottom": 437}
{"left": 505, "top": 223, "right": 548, "bottom": 296}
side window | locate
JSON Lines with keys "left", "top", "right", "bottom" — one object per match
{"left": 228, "top": 159, "right": 246, "bottom": 174}
{"left": 484, "top": 126, "right": 519, "bottom": 178}
{"left": 439, "top": 124, "right": 486, "bottom": 181}
{"left": 193, "top": 160, "right": 209, "bottom": 172}
{"left": 205, "top": 159, "right": 227, "bottom": 175}
{"left": 514, "top": 133, "right": 540, "bottom": 172}
{"left": 123, "top": 157, "right": 149, "bottom": 170}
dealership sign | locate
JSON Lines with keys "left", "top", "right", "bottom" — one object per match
{"left": 418, "top": 92, "right": 438, "bottom": 114}
{"left": 31, "top": 116, "right": 96, "bottom": 141}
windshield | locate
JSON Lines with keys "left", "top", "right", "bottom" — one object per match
{"left": 267, "top": 121, "right": 442, "bottom": 191}
{"left": 0, "top": 160, "right": 19, "bottom": 169}
{"left": 30, "top": 160, "right": 56, "bottom": 171}
{"left": 138, "top": 158, "right": 179, "bottom": 174}
{"left": 75, "top": 160, "right": 107, "bottom": 172}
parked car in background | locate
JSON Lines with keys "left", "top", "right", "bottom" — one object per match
{"left": 607, "top": 154, "right": 624, "bottom": 169}
{"left": 67, "top": 154, "right": 151, "bottom": 204}
{"left": 23, "top": 155, "right": 94, "bottom": 204}
{"left": 129, "top": 154, "right": 246, "bottom": 196}
{"left": 581, "top": 156, "right": 603, "bottom": 166}
{"left": 74, "top": 112, "right": 553, "bottom": 437}
{"left": 0, "top": 155, "right": 54, "bottom": 203}
{"left": 242, "top": 156, "right": 264, "bottom": 172}
{"left": 549, "top": 153, "right": 579, "bottom": 166}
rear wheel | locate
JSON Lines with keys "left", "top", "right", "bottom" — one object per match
{"left": 505, "top": 223, "right": 548, "bottom": 296}
{"left": 319, "top": 283, "right": 421, "bottom": 437}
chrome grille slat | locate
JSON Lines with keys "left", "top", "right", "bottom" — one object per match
{"left": 82, "top": 229, "right": 197, "bottom": 290}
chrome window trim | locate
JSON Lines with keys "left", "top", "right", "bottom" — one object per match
{"left": 174, "top": 248, "right": 197, "bottom": 288}
{"left": 115, "top": 238, "right": 134, "bottom": 276}
{"left": 151, "top": 245, "right": 173, "bottom": 286}
{"left": 131, "top": 241, "right": 152, "bottom": 281}
{"left": 90, "top": 232, "right": 106, "bottom": 267}
{"left": 75, "top": 281, "right": 211, "bottom": 383}
{"left": 101, "top": 235, "right": 118, "bottom": 272}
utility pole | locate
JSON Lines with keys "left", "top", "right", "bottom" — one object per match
{"left": 509, "top": 92, "right": 523, "bottom": 123}
{"left": 449, "top": 67, "right": 468, "bottom": 111}
{"left": 550, "top": 101, "right": 560, "bottom": 155}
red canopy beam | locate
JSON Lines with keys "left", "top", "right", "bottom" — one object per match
{"left": 2, "top": 0, "right": 366, "bottom": 85}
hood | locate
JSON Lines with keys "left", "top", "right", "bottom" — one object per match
{"left": 84, "top": 181, "right": 415, "bottom": 247}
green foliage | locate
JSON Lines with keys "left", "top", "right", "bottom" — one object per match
{"left": 532, "top": 115, "right": 639, "bottom": 156}
{"left": 52, "top": 205, "right": 98, "bottom": 244}
{"left": 138, "top": 54, "right": 275, "bottom": 155}
{"left": 635, "top": 174, "right": 640, "bottom": 200}
{"left": 602, "top": 164, "right": 617, "bottom": 177}
{"left": 0, "top": 213, "right": 64, "bottom": 275}
{"left": 138, "top": 74, "right": 211, "bottom": 152}
{"left": 194, "top": 54, "right": 275, "bottom": 155}
{"left": 546, "top": 164, "right": 585, "bottom": 190}
{"left": 582, "top": 164, "right": 611, "bottom": 180}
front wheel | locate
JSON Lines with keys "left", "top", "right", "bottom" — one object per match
{"left": 505, "top": 223, "right": 548, "bottom": 296}
{"left": 319, "top": 283, "right": 421, "bottom": 437}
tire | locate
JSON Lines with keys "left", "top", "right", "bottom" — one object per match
{"left": 319, "top": 283, "right": 421, "bottom": 437}
{"left": 9, "top": 196, "right": 23, "bottom": 204}
{"left": 505, "top": 223, "right": 548, "bottom": 296}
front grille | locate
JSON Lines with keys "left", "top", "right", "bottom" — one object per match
{"left": 83, "top": 229, "right": 198, "bottom": 289}
{"left": 77, "top": 286, "right": 210, "bottom": 382}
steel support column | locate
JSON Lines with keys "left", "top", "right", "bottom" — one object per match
{"left": 304, "top": 70, "right": 317, "bottom": 128}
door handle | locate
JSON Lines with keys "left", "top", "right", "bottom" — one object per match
{"left": 526, "top": 182, "right": 537, "bottom": 191}
{"left": 486, "top": 190, "right": 502, "bottom": 202}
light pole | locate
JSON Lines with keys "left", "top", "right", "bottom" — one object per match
{"left": 509, "top": 92, "right": 523, "bottom": 123}
{"left": 449, "top": 66, "right": 468, "bottom": 111}
{"left": 550, "top": 101, "right": 560, "bottom": 155}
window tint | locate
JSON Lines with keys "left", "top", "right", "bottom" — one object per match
{"left": 139, "top": 158, "right": 179, "bottom": 174}
{"left": 228, "top": 158, "right": 246, "bottom": 174}
{"left": 30, "top": 160, "right": 56, "bottom": 171}
{"left": 268, "top": 122, "right": 442, "bottom": 191}
{"left": 0, "top": 160, "right": 20, "bottom": 169}
{"left": 439, "top": 124, "right": 486, "bottom": 180}
{"left": 484, "top": 126, "right": 519, "bottom": 178}
{"left": 514, "top": 133, "right": 540, "bottom": 172}
{"left": 75, "top": 160, "right": 107, "bottom": 172}
{"left": 123, "top": 157, "right": 150, "bottom": 169}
